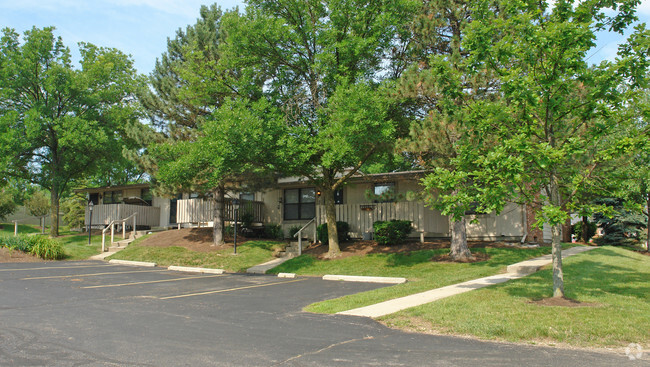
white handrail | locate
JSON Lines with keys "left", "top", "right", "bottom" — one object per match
{"left": 101, "top": 213, "right": 137, "bottom": 252}
{"left": 292, "top": 217, "right": 316, "bottom": 256}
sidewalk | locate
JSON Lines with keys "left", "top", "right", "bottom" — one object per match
{"left": 338, "top": 246, "right": 596, "bottom": 318}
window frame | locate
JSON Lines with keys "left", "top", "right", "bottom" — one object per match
{"left": 284, "top": 188, "right": 316, "bottom": 221}
{"left": 373, "top": 182, "right": 395, "bottom": 203}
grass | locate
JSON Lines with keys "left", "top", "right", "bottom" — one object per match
{"left": 380, "top": 246, "right": 649, "bottom": 348}
{"left": 108, "top": 239, "right": 285, "bottom": 272}
{"left": 271, "top": 244, "right": 576, "bottom": 314}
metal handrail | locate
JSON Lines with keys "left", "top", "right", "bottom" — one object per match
{"left": 101, "top": 213, "right": 137, "bottom": 252}
{"left": 292, "top": 217, "right": 316, "bottom": 256}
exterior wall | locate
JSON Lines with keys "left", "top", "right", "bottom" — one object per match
{"left": 154, "top": 196, "right": 171, "bottom": 228}
{"left": 465, "top": 202, "right": 525, "bottom": 241}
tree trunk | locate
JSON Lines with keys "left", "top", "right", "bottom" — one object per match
{"left": 323, "top": 187, "right": 340, "bottom": 258}
{"left": 450, "top": 216, "right": 473, "bottom": 261}
{"left": 581, "top": 215, "right": 589, "bottom": 243}
{"left": 647, "top": 193, "right": 649, "bottom": 252}
{"left": 212, "top": 187, "right": 225, "bottom": 246}
{"left": 50, "top": 188, "right": 59, "bottom": 237}
{"left": 549, "top": 178, "right": 564, "bottom": 298}
{"left": 562, "top": 217, "right": 572, "bottom": 243}
{"left": 551, "top": 222, "right": 564, "bottom": 297}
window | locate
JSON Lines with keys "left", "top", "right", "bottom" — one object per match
{"left": 284, "top": 188, "right": 315, "bottom": 220}
{"left": 141, "top": 188, "right": 153, "bottom": 206}
{"left": 88, "top": 193, "right": 99, "bottom": 205}
{"left": 103, "top": 190, "right": 122, "bottom": 204}
{"left": 373, "top": 183, "right": 395, "bottom": 202}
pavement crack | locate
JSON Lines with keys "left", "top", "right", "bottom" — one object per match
{"left": 273, "top": 335, "right": 375, "bottom": 366}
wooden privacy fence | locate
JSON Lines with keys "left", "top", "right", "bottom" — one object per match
{"left": 176, "top": 199, "right": 264, "bottom": 224}
{"left": 85, "top": 204, "right": 160, "bottom": 228}
{"left": 316, "top": 201, "right": 450, "bottom": 237}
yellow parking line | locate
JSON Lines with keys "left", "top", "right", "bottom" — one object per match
{"left": 160, "top": 278, "right": 307, "bottom": 300}
{"left": 21, "top": 269, "right": 168, "bottom": 280}
{"left": 0, "top": 264, "right": 111, "bottom": 272}
{"left": 82, "top": 274, "right": 224, "bottom": 289}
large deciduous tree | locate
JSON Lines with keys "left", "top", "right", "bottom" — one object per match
{"left": 224, "top": 0, "right": 417, "bottom": 257}
{"left": 0, "top": 26, "right": 142, "bottom": 236}
{"left": 465, "top": 0, "right": 648, "bottom": 297}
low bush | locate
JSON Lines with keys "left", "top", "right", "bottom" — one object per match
{"left": 288, "top": 225, "right": 302, "bottom": 239}
{"left": 0, "top": 234, "right": 64, "bottom": 259}
{"left": 317, "top": 221, "right": 350, "bottom": 244}
{"left": 264, "top": 223, "right": 284, "bottom": 240}
{"left": 27, "top": 236, "right": 65, "bottom": 260}
{"left": 373, "top": 220, "right": 412, "bottom": 246}
{"left": 572, "top": 220, "right": 597, "bottom": 242}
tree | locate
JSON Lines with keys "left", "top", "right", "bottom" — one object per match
{"left": 224, "top": 0, "right": 417, "bottom": 257}
{"left": 0, "top": 189, "right": 16, "bottom": 221}
{"left": 0, "top": 27, "right": 142, "bottom": 236}
{"left": 397, "top": 0, "right": 520, "bottom": 261}
{"left": 465, "top": 0, "right": 648, "bottom": 297}
{"left": 24, "top": 190, "right": 50, "bottom": 217}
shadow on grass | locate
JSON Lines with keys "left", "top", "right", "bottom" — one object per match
{"left": 501, "top": 248, "right": 650, "bottom": 300}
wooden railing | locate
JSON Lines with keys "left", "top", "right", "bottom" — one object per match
{"left": 176, "top": 199, "right": 264, "bottom": 224}
{"left": 85, "top": 204, "right": 160, "bottom": 228}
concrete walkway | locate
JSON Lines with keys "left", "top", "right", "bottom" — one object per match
{"left": 338, "top": 246, "right": 596, "bottom": 318}
{"left": 246, "top": 256, "right": 293, "bottom": 274}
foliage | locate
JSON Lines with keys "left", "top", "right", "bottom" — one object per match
{"left": 0, "top": 26, "right": 143, "bottom": 236}
{"left": 24, "top": 190, "right": 50, "bottom": 217}
{"left": 288, "top": 225, "right": 302, "bottom": 239}
{"left": 572, "top": 220, "right": 598, "bottom": 242}
{"left": 61, "top": 196, "right": 86, "bottom": 230}
{"left": 0, "top": 234, "right": 64, "bottom": 259}
{"left": 0, "top": 189, "right": 16, "bottom": 220}
{"left": 373, "top": 220, "right": 412, "bottom": 246}
{"left": 238, "top": 209, "right": 255, "bottom": 230}
{"left": 264, "top": 223, "right": 284, "bottom": 240}
{"left": 317, "top": 221, "right": 350, "bottom": 245}
{"left": 462, "top": 0, "right": 649, "bottom": 296}
{"left": 27, "top": 235, "right": 65, "bottom": 260}
{"left": 222, "top": 0, "right": 418, "bottom": 256}
{"left": 593, "top": 198, "right": 646, "bottom": 246}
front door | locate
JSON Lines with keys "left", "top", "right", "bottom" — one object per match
{"left": 169, "top": 194, "right": 182, "bottom": 225}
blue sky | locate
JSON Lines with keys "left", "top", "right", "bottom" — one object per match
{"left": 0, "top": 0, "right": 648, "bottom": 75}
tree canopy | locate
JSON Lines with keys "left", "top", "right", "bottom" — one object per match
{"left": 0, "top": 26, "right": 143, "bottom": 236}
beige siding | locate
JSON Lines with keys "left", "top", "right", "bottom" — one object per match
{"left": 465, "top": 203, "right": 525, "bottom": 240}
{"left": 176, "top": 199, "right": 264, "bottom": 224}
{"left": 85, "top": 204, "right": 160, "bottom": 227}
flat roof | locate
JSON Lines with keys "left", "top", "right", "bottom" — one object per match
{"left": 73, "top": 183, "right": 151, "bottom": 194}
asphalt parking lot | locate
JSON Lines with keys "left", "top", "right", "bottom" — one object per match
{"left": 0, "top": 261, "right": 645, "bottom": 366}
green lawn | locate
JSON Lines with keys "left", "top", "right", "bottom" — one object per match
{"left": 271, "top": 245, "right": 576, "bottom": 314}
{"left": 108, "top": 239, "right": 285, "bottom": 272}
{"left": 380, "top": 246, "right": 649, "bottom": 348}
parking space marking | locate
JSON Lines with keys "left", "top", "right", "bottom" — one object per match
{"left": 159, "top": 278, "right": 307, "bottom": 300}
{"left": 0, "top": 264, "right": 112, "bottom": 272}
{"left": 82, "top": 274, "right": 225, "bottom": 289}
{"left": 21, "top": 269, "right": 168, "bottom": 280}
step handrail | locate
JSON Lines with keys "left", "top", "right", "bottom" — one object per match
{"left": 292, "top": 217, "right": 316, "bottom": 256}
{"left": 101, "top": 213, "right": 137, "bottom": 252}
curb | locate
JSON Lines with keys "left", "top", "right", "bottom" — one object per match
{"left": 109, "top": 259, "right": 157, "bottom": 267}
{"left": 168, "top": 266, "right": 224, "bottom": 274}
{"left": 323, "top": 275, "right": 407, "bottom": 284}
{"left": 277, "top": 273, "right": 296, "bottom": 278}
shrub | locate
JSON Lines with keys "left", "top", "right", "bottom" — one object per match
{"left": 317, "top": 221, "right": 350, "bottom": 244}
{"left": 264, "top": 223, "right": 284, "bottom": 240}
{"left": 288, "top": 225, "right": 302, "bottom": 239}
{"left": 572, "top": 220, "right": 597, "bottom": 242}
{"left": 27, "top": 236, "right": 65, "bottom": 260}
{"left": 0, "top": 234, "right": 64, "bottom": 259}
{"left": 373, "top": 220, "right": 412, "bottom": 246}
{"left": 0, "top": 189, "right": 17, "bottom": 221}
{"left": 239, "top": 210, "right": 255, "bottom": 229}
{"left": 25, "top": 190, "right": 51, "bottom": 217}
{"left": 61, "top": 196, "right": 86, "bottom": 230}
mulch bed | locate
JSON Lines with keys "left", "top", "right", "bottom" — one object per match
{"left": 0, "top": 247, "right": 44, "bottom": 263}
{"left": 137, "top": 227, "right": 259, "bottom": 253}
